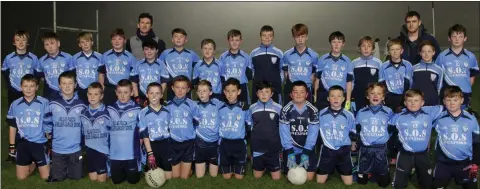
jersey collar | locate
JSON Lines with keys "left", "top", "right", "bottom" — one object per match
{"left": 18, "top": 95, "right": 40, "bottom": 106}
{"left": 291, "top": 46, "right": 311, "bottom": 57}
{"left": 446, "top": 48, "right": 468, "bottom": 58}
{"left": 325, "top": 52, "right": 346, "bottom": 62}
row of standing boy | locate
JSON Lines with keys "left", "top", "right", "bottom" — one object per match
{"left": 2, "top": 22, "right": 479, "bottom": 188}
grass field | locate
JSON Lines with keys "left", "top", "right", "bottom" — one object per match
{"left": 1, "top": 53, "right": 479, "bottom": 189}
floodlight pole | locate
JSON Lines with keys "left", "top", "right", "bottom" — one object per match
{"left": 53, "top": 1, "right": 57, "bottom": 33}
{"left": 432, "top": 2, "right": 436, "bottom": 37}
{"left": 96, "top": 9, "right": 99, "bottom": 51}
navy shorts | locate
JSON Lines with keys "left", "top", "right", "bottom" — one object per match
{"left": 16, "top": 140, "right": 49, "bottom": 167}
{"left": 358, "top": 145, "right": 389, "bottom": 175}
{"left": 103, "top": 84, "right": 118, "bottom": 106}
{"left": 316, "top": 145, "right": 353, "bottom": 176}
{"left": 253, "top": 151, "right": 281, "bottom": 172}
{"left": 76, "top": 87, "right": 88, "bottom": 104}
{"left": 86, "top": 147, "right": 108, "bottom": 174}
{"left": 150, "top": 139, "right": 172, "bottom": 171}
{"left": 110, "top": 159, "right": 140, "bottom": 184}
{"left": 219, "top": 138, "right": 246, "bottom": 175}
{"left": 433, "top": 159, "right": 473, "bottom": 185}
{"left": 169, "top": 139, "right": 194, "bottom": 165}
{"left": 282, "top": 150, "right": 317, "bottom": 173}
{"left": 194, "top": 138, "right": 218, "bottom": 165}
{"left": 239, "top": 83, "right": 250, "bottom": 106}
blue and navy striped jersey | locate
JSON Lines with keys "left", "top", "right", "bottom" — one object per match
{"left": 250, "top": 44, "right": 284, "bottom": 84}
{"left": 192, "top": 59, "right": 224, "bottom": 94}
{"left": 279, "top": 101, "right": 319, "bottom": 154}
{"left": 107, "top": 100, "right": 141, "bottom": 160}
{"left": 219, "top": 50, "right": 253, "bottom": 84}
{"left": 72, "top": 51, "right": 103, "bottom": 89}
{"left": 379, "top": 59, "right": 413, "bottom": 95}
{"left": 282, "top": 47, "right": 319, "bottom": 88}
{"left": 218, "top": 101, "right": 250, "bottom": 140}
{"left": 193, "top": 99, "right": 222, "bottom": 143}
{"left": 159, "top": 48, "right": 200, "bottom": 80}
{"left": 166, "top": 97, "right": 198, "bottom": 142}
{"left": 6, "top": 96, "right": 50, "bottom": 143}
{"left": 248, "top": 99, "right": 283, "bottom": 153}
{"left": 138, "top": 105, "right": 170, "bottom": 141}
{"left": 352, "top": 56, "right": 382, "bottom": 96}
{"left": 412, "top": 61, "right": 444, "bottom": 95}
{"left": 355, "top": 105, "right": 393, "bottom": 146}
{"left": 130, "top": 59, "right": 169, "bottom": 96}
{"left": 2, "top": 52, "right": 39, "bottom": 92}
{"left": 36, "top": 52, "right": 74, "bottom": 91}
{"left": 436, "top": 48, "right": 479, "bottom": 93}
{"left": 45, "top": 93, "right": 87, "bottom": 154}
{"left": 80, "top": 103, "right": 110, "bottom": 155}
{"left": 98, "top": 49, "right": 136, "bottom": 87}
{"left": 318, "top": 107, "right": 356, "bottom": 150}
{"left": 434, "top": 110, "right": 480, "bottom": 161}
{"left": 316, "top": 53, "right": 354, "bottom": 91}
{"left": 389, "top": 106, "right": 443, "bottom": 153}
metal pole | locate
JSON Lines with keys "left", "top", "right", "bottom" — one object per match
{"left": 53, "top": 1, "right": 57, "bottom": 33}
{"left": 432, "top": 2, "right": 436, "bottom": 37}
{"left": 96, "top": 9, "right": 99, "bottom": 52}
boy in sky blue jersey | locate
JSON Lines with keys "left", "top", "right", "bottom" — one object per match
{"left": 282, "top": 24, "right": 318, "bottom": 105}
{"left": 98, "top": 29, "right": 137, "bottom": 106}
{"left": 193, "top": 39, "right": 225, "bottom": 101}
{"left": 351, "top": 36, "right": 382, "bottom": 113}
{"left": 2, "top": 30, "right": 39, "bottom": 107}
{"left": 45, "top": 71, "right": 87, "bottom": 182}
{"left": 279, "top": 81, "right": 319, "bottom": 181}
{"left": 220, "top": 29, "right": 253, "bottom": 106}
{"left": 36, "top": 32, "right": 74, "bottom": 100}
{"left": 355, "top": 83, "right": 394, "bottom": 188}
{"left": 193, "top": 80, "right": 222, "bottom": 178}
{"left": 249, "top": 81, "right": 282, "bottom": 180}
{"left": 160, "top": 28, "right": 200, "bottom": 101}
{"left": 130, "top": 39, "right": 168, "bottom": 107}
{"left": 7, "top": 74, "right": 50, "bottom": 180}
{"left": 411, "top": 40, "right": 443, "bottom": 106}
{"left": 218, "top": 78, "right": 251, "bottom": 180}
{"left": 165, "top": 75, "right": 198, "bottom": 179}
{"left": 389, "top": 89, "right": 443, "bottom": 189}
{"left": 107, "top": 79, "right": 141, "bottom": 184}
{"left": 250, "top": 25, "right": 284, "bottom": 104}
{"left": 139, "top": 82, "right": 173, "bottom": 180}
{"left": 72, "top": 32, "right": 103, "bottom": 104}
{"left": 315, "top": 31, "right": 354, "bottom": 111}
{"left": 432, "top": 86, "right": 479, "bottom": 189}
{"left": 315, "top": 85, "right": 356, "bottom": 185}
{"left": 80, "top": 82, "right": 110, "bottom": 183}
{"left": 436, "top": 24, "right": 479, "bottom": 109}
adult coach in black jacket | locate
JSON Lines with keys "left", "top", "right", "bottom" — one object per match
{"left": 126, "top": 13, "right": 166, "bottom": 61}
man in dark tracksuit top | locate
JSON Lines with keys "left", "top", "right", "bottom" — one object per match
{"left": 397, "top": 11, "right": 441, "bottom": 65}
{"left": 126, "top": 13, "right": 165, "bottom": 61}
{"left": 250, "top": 25, "right": 284, "bottom": 105}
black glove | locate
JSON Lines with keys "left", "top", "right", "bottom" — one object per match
{"left": 6, "top": 144, "right": 16, "bottom": 163}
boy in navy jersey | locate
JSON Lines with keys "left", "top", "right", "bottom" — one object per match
{"left": 218, "top": 78, "right": 250, "bottom": 180}
{"left": 436, "top": 24, "right": 479, "bottom": 109}
{"left": 315, "top": 85, "right": 356, "bottom": 185}
{"left": 220, "top": 29, "right": 253, "bottom": 106}
{"left": 72, "top": 32, "right": 103, "bottom": 103}
{"left": 36, "top": 32, "right": 74, "bottom": 100}
{"left": 432, "top": 86, "right": 479, "bottom": 189}
{"left": 279, "top": 80, "right": 319, "bottom": 181}
{"left": 411, "top": 40, "right": 443, "bottom": 106}
{"left": 107, "top": 79, "right": 141, "bottom": 184}
{"left": 130, "top": 39, "right": 169, "bottom": 107}
{"left": 140, "top": 82, "right": 173, "bottom": 180}
{"left": 80, "top": 82, "right": 110, "bottom": 182}
{"left": 98, "top": 29, "right": 137, "bottom": 106}
{"left": 355, "top": 82, "right": 393, "bottom": 188}
{"left": 2, "top": 30, "right": 39, "bottom": 107}
{"left": 45, "top": 71, "right": 87, "bottom": 182}
{"left": 249, "top": 81, "right": 282, "bottom": 180}
{"left": 282, "top": 24, "right": 318, "bottom": 105}
{"left": 160, "top": 28, "right": 200, "bottom": 101}
{"left": 166, "top": 75, "right": 198, "bottom": 179}
{"left": 250, "top": 25, "right": 284, "bottom": 104}
{"left": 351, "top": 36, "right": 382, "bottom": 113}
{"left": 7, "top": 74, "right": 50, "bottom": 180}
{"left": 192, "top": 39, "right": 224, "bottom": 101}
{"left": 193, "top": 80, "right": 222, "bottom": 178}
{"left": 389, "top": 89, "right": 443, "bottom": 189}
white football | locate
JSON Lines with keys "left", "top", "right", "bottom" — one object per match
{"left": 287, "top": 166, "right": 308, "bottom": 185}
{"left": 145, "top": 168, "right": 166, "bottom": 188}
